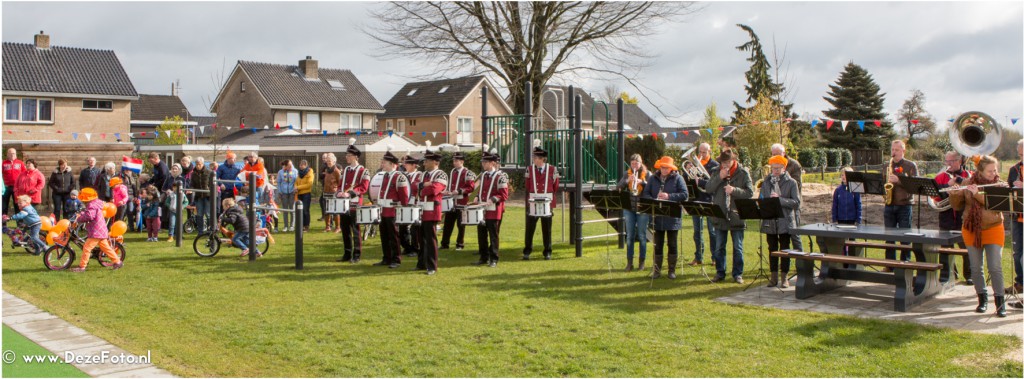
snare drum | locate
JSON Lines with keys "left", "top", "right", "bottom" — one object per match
{"left": 325, "top": 197, "right": 351, "bottom": 214}
{"left": 528, "top": 197, "right": 553, "bottom": 217}
{"left": 368, "top": 172, "right": 385, "bottom": 201}
{"left": 441, "top": 196, "right": 455, "bottom": 213}
{"left": 396, "top": 206, "right": 422, "bottom": 225}
{"left": 355, "top": 205, "right": 381, "bottom": 225}
{"left": 461, "top": 204, "right": 486, "bottom": 225}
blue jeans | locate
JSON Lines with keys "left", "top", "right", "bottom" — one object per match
{"left": 232, "top": 230, "right": 250, "bottom": 251}
{"left": 692, "top": 216, "right": 717, "bottom": 262}
{"left": 883, "top": 205, "right": 913, "bottom": 260}
{"left": 622, "top": 210, "right": 649, "bottom": 261}
{"left": 27, "top": 223, "right": 46, "bottom": 253}
{"left": 168, "top": 213, "right": 176, "bottom": 237}
{"left": 713, "top": 228, "right": 745, "bottom": 278}
{"left": 1012, "top": 220, "right": 1022, "bottom": 286}
{"left": 194, "top": 198, "right": 210, "bottom": 234}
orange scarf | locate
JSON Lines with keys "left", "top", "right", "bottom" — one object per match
{"left": 700, "top": 156, "right": 710, "bottom": 166}
{"left": 627, "top": 167, "right": 647, "bottom": 195}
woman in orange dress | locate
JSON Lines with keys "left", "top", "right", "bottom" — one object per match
{"left": 949, "top": 155, "right": 1008, "bottom": 317}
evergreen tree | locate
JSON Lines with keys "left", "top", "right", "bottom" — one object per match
{"left": 821, "top": 62, "right": 896, "bottom": 150}
{"left": 732, "top": 24, "right": 792, "bottom": 121}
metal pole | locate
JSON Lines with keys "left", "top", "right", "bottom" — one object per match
{"left": 524, "top": 81, "right": 532, "bottom": 235}
{"left": 574, "top": 94, "right": 583, "bottom": 258}
{"left": 295, "top": 200, "right": 304, "bottom": 270}
{"left": 208, "top": 173, "right": 216, "bottom": 234}
{"left": 617, "top": 98, "right": 625, "bottom": 249}
{"left": 248, "top": 172, "right": 257, "bottom": 262}
{"left": 567, "top": 86, "right": 575, "bottom": 246}
{"left": 175, "top": 183, "right": 183, "bottom": 247}
{"left": 481, "top": 86, "right": 489, "bottom": 148}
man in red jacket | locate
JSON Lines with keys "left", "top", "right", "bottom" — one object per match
{"left": 475, "top": 148, "right": 509, "bottom": 267}
{"left": 417, "top": 148, "right": 448, "bottom": 275}
{"left": 440, "top": 147, "right": 476, "bottom": 250}
{"left": 14, "top": 159, "right": 46, "bottom": 206}
{"left": 336, "top": 139, "right": 370, "bottom": 263}
{"left": 375, "top": 149, "right": 410, "bottom": 269}
{"left": 523, "top": 140, "right": 559, "bottom": 260}
{"left": 3, "top": 148, "right": 25, "bottom": 215}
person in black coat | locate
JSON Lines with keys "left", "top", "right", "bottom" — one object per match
{"left": 78, "top": 157, "right": 101, "bottom": 192}
{"left": 146, "top": 153, "right": 170, "bottom": 190}
{"left": 48, "top": 158, "right": 76, "bottom": 220}
{"left": 640, "top": 156, "right": 688, "bottom": 279}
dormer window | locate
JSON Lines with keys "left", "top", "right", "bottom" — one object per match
{"left": 407, "top": 88, "right": 418, "bottom": 96}
{"left": 438, "top": 85, "right": 449, "bottom": 94}
{"left": 326, "top": 80, "right": 345, "bottom": 90}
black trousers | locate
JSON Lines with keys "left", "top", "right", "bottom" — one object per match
{"left": 440, "top": 210, "right": 466, "bottom": 248}
{"left": 52, "top": 193, "right": 69, "bottom": 220}
{"left": 298, "top": 193, "right": 311, "bottom": 228}
{"left": 340, "top": 212, "right": 362, "bottom": 260}
{"left": 767, "top": 233, "right": 792, "bottom": 273}
{"left": 400, "top": 224, "right": 421, "bottom": 255}
{"left": 3, "top": 186, "right": 17, "bottom": 216}
{"left": 478, "top": 219, "right": 501, "bottom": 263}
{"left": 380, "top": 217, "right": 401, "bottom": 264}
{"left": 653, "top": 230, "right": 679, "bottom": 271}
{"left": 419, "top": 221, "right": 439, "bottom": 271}
{"left": 318, "top": 194, "right": 326, "bottom": 221}
{"left": 523, "top": 216, "right": 553, "bottom": 257}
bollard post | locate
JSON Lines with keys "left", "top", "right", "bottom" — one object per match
{"left": 175, "top": 183, "right": 183, "bottom": 248}
{"left": 295, "top": 201, "right": 304, "bottom": 270}
{"left": 248, "top": 173, "right": 257, "bottom": 262}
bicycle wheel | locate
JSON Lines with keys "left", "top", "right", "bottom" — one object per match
{"left": 254, "top": 234, "right": 270, "bottom": 256}
{"left": 183, "top": 217, "right": 196, "bottom": 234}
{"left": 193, "top": 232, "right": 220, "bottom": 257}
{"left": 43, "top": 244, "right": 75, "bottom": 271}
{"left": 97, "top": 242, "right": 126, "bottom": 267}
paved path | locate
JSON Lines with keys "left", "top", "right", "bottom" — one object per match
{"left": 717, "top": 279, "right": 1023, "bottom": 338}
{"left": 2, "top": 291, "right": 176, "bottom": 378}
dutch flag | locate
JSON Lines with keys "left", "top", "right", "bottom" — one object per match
{"left": 122, "top": 156, "right": 143, "bottom": 173}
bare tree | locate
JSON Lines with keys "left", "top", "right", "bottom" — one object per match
{"left": 365, "top": 2, "right": 698, "bottom": 115}
{"left": 602, "top": 84, "right": 621, "bottom": 104}
{"left": 895, "top": 89, "right": 936, "bottom": 148}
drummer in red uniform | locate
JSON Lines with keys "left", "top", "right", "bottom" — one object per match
{"left": 336, "top": 138, "right": 370, "bottom": 263}
{"left": 475, "top": 146, "right": 509, "bottom": 267}
{"left": 523, "top": 139, "right": 559, "bottom": 260}
{"left": 417, "top": 147, "right": 448, "bottom": 275}
{"left": 400, "top": 152, "right": 423, "bottom": 258}
{"left": 375, "top": 148, "right": 410, "bottom": 269}
{"left": 440, "top": 146, "right": 476, "bottom": 251}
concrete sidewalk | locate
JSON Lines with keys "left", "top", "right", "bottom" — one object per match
{"left": 2, "top": 291, "right": 176, "bottom": 378}
{"left": 717, "top": 279, "right": 1023, "bottom": 338}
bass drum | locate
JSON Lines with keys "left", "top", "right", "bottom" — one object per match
{"left": 369, "top": 171, "right": 385, "bottom": 201}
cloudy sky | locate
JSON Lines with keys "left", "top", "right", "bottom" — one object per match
{"left": 3, "top": 1, "right": 1022, "bottom": 131}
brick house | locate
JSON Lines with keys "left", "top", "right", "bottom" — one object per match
{"left": 129, "top": 88, "right": 197, "bottom": 147}
{"left": 2, "top": 31, "right": 137, "bottom": 173}
{"left": 378, "top": 76, "right": 512, "bottom": 146}
{"left": 210, "top": 56, "right": 383, "bottom": 138}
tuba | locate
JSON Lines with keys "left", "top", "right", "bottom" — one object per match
{"left": 680, "top": 147, "right": 711, "bottom": 182}
{"left": 926, "top": 111, "right": 1003, "bottom": 211}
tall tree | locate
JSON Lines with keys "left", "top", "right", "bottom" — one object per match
{"left": 155, "top": 116, "right": 188, "bottom": 145}
{"left": 821, "top": 62, "right": 896, "bottom": 150}
{"left": 732, "top": 24, "right": 790, "bottom": 121}
{"left": 366, "top": 2, "right": 696, "bottom": 115}
{"left": 894, "top": 89, "right": 936, "bottom": 148}
{"left": 735, "top": 93, "right": 788, "bottom": 176}
{"left": 698, "top": 102, "right": 725, "bottom": 156}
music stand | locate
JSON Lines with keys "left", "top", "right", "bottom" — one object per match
{"left": 984, "top": 187, "right": 1023, "bottom": 214}
{"left": 900, "top": 176, "right": 941, "bottom": 230}
{"left": 682, "top": 177, "right": 700, "bottom": 201}
{"left": 681, "top": 201, "right": 727, "bottom": 283}
{"left": 590, "top": 189, "right": 631, "bottom": 271}
{"left": 845, "top": 171, "right": 885, "bottom": 195}
{"left": 735, "top": 198, "right": 783, "bottom": 290}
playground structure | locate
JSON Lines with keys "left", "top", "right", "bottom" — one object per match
{"left": 481, "top": 83, "right": 628, "bottom": 258}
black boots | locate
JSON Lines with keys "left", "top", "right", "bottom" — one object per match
{"left": 637, "top": 259, "right": 646, "bottom": 271}
{"left": 976, "top": 294, "right": 988, "bottom": 313}
{"left": 625, "top": 258, "right": 634, "bottom": 272}
{"left": 994, "top": 296, "right": 1007, "bottom": 318}
{"left": 651, "top": 254, "right": 663, "bottom": 279}
{"left": 667, "top": 258, "right": 677, "bottom": 280}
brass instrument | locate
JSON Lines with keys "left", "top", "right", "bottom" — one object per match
{"left": 926, "top": 110, "right": 1003, "bottom": 211}
{"left": 884, "top": 158, "right": 894, "bottom": 205}
{"left": 680, "top": 147, "right": 711, "bottom": 182}
{"left": 754, "top": 178, "right": 764, "bottom": 191}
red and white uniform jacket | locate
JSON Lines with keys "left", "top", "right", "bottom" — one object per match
{"left": 378, "top": 170, "right": 410, "bottom": 218}
{"left": 404, "top": 170, "right": 424, "bottom": 205}
{"left": 338, "top": 164, "right": 370, "bottom": 207}
{"left": 933, "top": 169, "right": 970, "bottom": 200}
{"left": 525, "top": 163, "right": 559, "bottom": 207}
{"left": 476, "top": 169, "right": 509, "bottom": 220}
{"left": 418, "top": 169, "right": 448, "bottom": 222}
{"left": 447, "top": 167, "right": 477, "bottom": 206}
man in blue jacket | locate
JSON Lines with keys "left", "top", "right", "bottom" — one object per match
{"left": 216, "top": 152, "right": 243, "bottom": 197}
{"left": 641, "top": 156, "right": 688, "bottom": 279}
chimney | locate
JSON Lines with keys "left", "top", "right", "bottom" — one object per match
{"left": 171, "top": 82, "right": 178, "bottom": 96}
{"left": 299, "top": 56, "right": 318, "bottom": 79}
{"left": 34, "top": 31, "right": 49, "bottom": 49}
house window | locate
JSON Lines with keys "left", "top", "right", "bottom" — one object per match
{"left": 397, "top": 120, "right": 405, "bottom": 134}
{"left": 407, "top": 89, "right": 417, "bottom": 96}
{"left": 241, "top": 81, "right": 246, "bottom": 92}
{"left": 82, "top": 99, "right": 113, "bottom": 111}
{"left": 438, "top": 85, "right": 449, "bottom": 94}
{"left": 286, "top": 112, "right": 301, "bottom": 129}
{"left": 457, "top": 117, "right": 473, "bottom": 144}
{"left": 5, "top": 98, "right": 53, "bottom": 122}
{"left": 326, "top": 80, "right": 345, "bottom": 90}
{"left": 340, "top": 113, "right": 364, "bottom": 130}
{"left": 306, "top": 112, "right": 321, "bottom": 130}
{"left": 409, "top": 119, "right": 417, "bottom": 127}
{"left": 386, "top": 119, "right": 393, "bottom": 130}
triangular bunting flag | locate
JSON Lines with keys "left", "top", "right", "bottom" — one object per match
{"left": 114, "top": 133, "right": 120, "bottom": 140}
{"left": 263, "top": 125, "right": 269, "bottom": 130}
{"left": 431, "top": 132, "right": 437, "bottom": 138}
{"left": 706, "top": 128, "right": 713, "bottom": 135}
{"left": 288, "top": 124, "right": 294, "bottom": 130}
{"left": 356, "top": 131, "right": 361, "bottom": 135}
{"left": 165, "top": 130, "right": 173, "bottom": 138}
{"left": 857, "top": 120, "right": 865, "bottom": 131}
{"left": 275, "top": 123, "right": 280, "bottom": 129}
{"left": 100, "top": 133, "right": 106, "bottom": 139}
{"left": 811, "top": 119, "right": 819, "bottom": 129}
{"left": 441, "top": 132, "right": 446, "bottom": 136}
{"left": 72, "top": 133, "right": 79, "bottom": 140}
{"left": 322, "top": 131, "right": 328, "bottom": 136}
{"left": 212, "top": 123, "right": 217, "bottom": 129}
{"left": 948, "top": 118, "right": 955, "bottom": 123}
{"left": 226, "top": 127, "right": 232, "bottom": 131}
{"left": 85, "top": 133, "right": 92, "bottom": 141}
{"left": 1012, "top": 118, "right": 1019, "bottom": 125}
{"left": 694, "top": 130, "right": 700, "bottom": 136}
{"left": 910, "top": 119, "right": 919, "bottom": 125}
{"left": 638, "top": 135, "right": 643, "bottom": 140}
{"left": 873, "top": 120, "right": 882, "bottom": 127}
{"left": 672, "top": 132, "right": 678, "bottom": 138}
{"left": 240, "top": 122, "right": 245, "bottom": 129}
{"left": 199, "top": 126, "right": 205, "bottom": 134}
{"left": 388, "top": 131, "right": 393, "bottom": 137}
{"left": 841, "top": 120, "right": 849, "bottom": 131}
{"left": 251, "top": 128, "right": 257, "bottom": 134}
{"left": 683, "top": 131, "right": 689, "bottom": 136}
{"left": 661, "top": 133, "right": 667, "bottom": 140}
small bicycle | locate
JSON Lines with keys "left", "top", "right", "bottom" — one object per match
{"left": 2, "top": 219, "right": 43, "bottom": 255}
{"left": 43, "top": 223, "right": 126, "bottom": 270}
{"left": 192, "top": 225, "right": 270, "bottom": 257}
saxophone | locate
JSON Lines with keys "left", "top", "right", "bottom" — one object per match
{"left": 884, "top": 158, "right": 894, "bottom": 205}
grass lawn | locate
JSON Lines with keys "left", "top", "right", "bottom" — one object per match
{"left": 2, "top": 206, "right": 1021, "bottom": 377}
{"left": 1, "top": 325, "right": 89, "bottom": 378}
